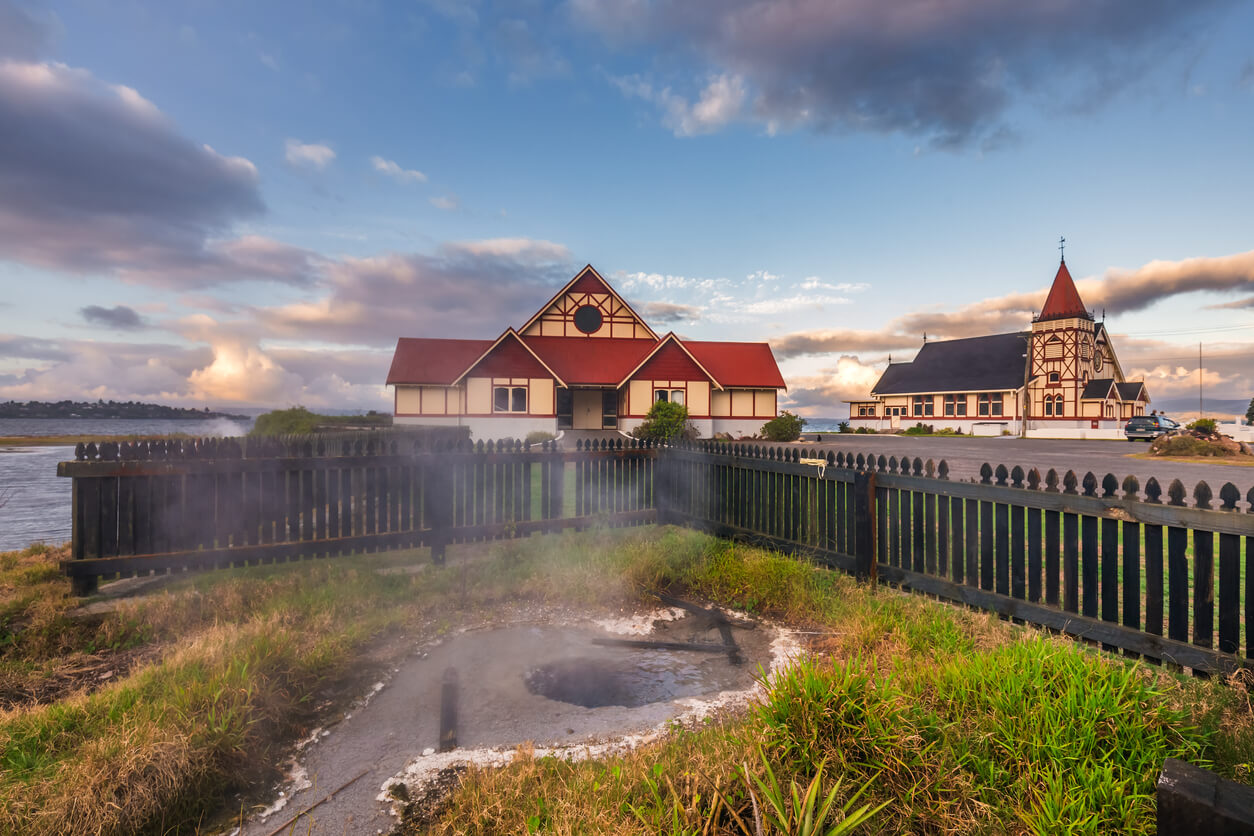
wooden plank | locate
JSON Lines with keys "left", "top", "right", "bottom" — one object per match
{"left": 951, "top": 495, "right": 965, "bottom": 585}
{"left": 889, "top": 486, "right": 901, "bottom": 568}
{"left": 964, "top": 497, "right": 978, "bottom": 587}
{"left": 1081, "top": 515, "right": 1098, "bottom": 618}
{"left": 1123, "top": 519, "right": 1142, "bottom": 660}
{"left": 1063, "top": 512, "right": 1079, "bottom": 613}
{"left": 1027, "top": 507, "right": 1041, "bottom": 602}
{"left": 1194, "top": 530, "right": 1214, "bottom": 653}
{"left": 117, "top": 476, "right": 135, "bottom": 556}
{"left": 913, "top": 489, "right": 926, "bottom": 573}
{"left": 1145, "top": 524, "right": 1164, "bottom": 642}
{"left": 1102, "top": 515, "right": 1119, "bottom": 649}
{"left": 1045, "top": 508, "right": 1060, "bottom": 606}
{"left": 1217, "top": 532, "right": 1239, "bottom": 655}
{"left": 1158, "top": 757, "right": 1254, "bottom": 836}
{"left": 980, "top": 499, "right": 994, "bottom": 591}
{"left": 1168, "top": 526, "right": 1189, "bottom": 643}
{"left": 936, "top": 493, "right": 948, "bottom": 579}
{"left": 99, "top": 476, "right": 119, "bottom": 557}
{"left": 1011, "top": 502, "right": 1025, "bottom": 600}
{"left": 80, "top": 478, "right": 101, "bottom": 560}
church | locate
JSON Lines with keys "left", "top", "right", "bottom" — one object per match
{"left": 847, "top": 256, "right": 1150, "bottom": 437}
{"left": 386, "top": 265, "right": 786, "bottom": 440}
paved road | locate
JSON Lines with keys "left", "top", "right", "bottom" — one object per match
{"left": 791, "top": 435, "right": 1254, "bottom": 498}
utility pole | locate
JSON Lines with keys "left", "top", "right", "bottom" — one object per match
{"left": 1020, "top": 334, "right": 1031, "bottom": 438}
{"left": 1198, "top": 342, "right": 1203, "bottom": 419}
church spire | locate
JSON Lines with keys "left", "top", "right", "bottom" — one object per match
{"left": 1036, "top": 251, "right": 1090, "bottom": 322}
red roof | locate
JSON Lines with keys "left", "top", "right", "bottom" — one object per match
{"left": 522, "top": 336, "right": 657, "bottom": 385}
{"left": 1037, "top": 261, "right": 1090, "bottom": 321}
{"left": 386, "top": 338, "right": 493, "bottom": 385}
{"left": 686, "top": 341, "right": 787, "bottom": 389}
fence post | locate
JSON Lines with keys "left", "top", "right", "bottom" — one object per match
{"left": 424, "top": 450, "right": 453, "bottom": 564}
{"left": 853, "top": 470, "right": 877, "bottom": 583}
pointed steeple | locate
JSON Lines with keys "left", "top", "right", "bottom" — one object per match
{"left": 1036, "top": 259, "right": 1091, "bottom": 322}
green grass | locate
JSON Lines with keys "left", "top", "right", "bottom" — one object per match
{"left": 3, "top": 528, "right": 1252, "bottom": 835}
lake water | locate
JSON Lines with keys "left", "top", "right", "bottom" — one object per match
{"left": 0, "top": 418, "right": 252, "bottom": 552}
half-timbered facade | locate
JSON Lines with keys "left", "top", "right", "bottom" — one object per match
{"left": 386, "top": 265, "right": 786, "bottom": 440}
{"left": 848, "top": 258, "right": 1149, "bottom": 437}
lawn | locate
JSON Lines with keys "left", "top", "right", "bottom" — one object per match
{"left": 1, "top": 527, "right": 1251, "bottom": 835}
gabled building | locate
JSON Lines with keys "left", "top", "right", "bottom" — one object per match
{"left": 848, "top": 257, "right": 1149, "bottom": 436}
{"left": 386, "top": 265, "right": 786, "bottom": 440}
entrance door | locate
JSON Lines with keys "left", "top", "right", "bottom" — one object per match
{"left": 573, "top": 390, "right": 602, "bottom": 429}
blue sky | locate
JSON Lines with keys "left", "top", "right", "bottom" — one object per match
{"left": 1, "top": 0, "right": 1252, "bottom": 416}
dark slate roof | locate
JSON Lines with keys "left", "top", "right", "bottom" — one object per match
{"left": 871, "top": 332, "right": 1030, "bottom": 395}
{"left": 1080, "top": 378, "right": 1116, "bottom": 399}
{"left": 1116, "top": 381, "right": 1147, "bottom": 401}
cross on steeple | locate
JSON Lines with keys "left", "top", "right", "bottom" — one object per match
{"left": 1058, "top": 235, "right": 1066, "bottom": 263}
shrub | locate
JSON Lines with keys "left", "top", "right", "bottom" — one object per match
{"left": 525, "top": 431, "right": 556, "bottom": 446}
{"left": 249, "top": 406, "right": 320, "bottom": 436}
{"left": 631, "top": 400, "right": 696, "bottom": 442}
{"left": 761, "top": 410, "right": 806, "bottom": 442}
{"left": 838, "top": 421, "right": 851, "bottom": 433}
{"left": 1151, "top": 436, "right": 1232, "bottom": 457}
{"left": 903, "top": 423, "right": 934, "bottom": 436}
{"left": 1187, "top": 417, "right": 1218, "bottom": 436}
{"left": 854, "top": 427, "right": 875, "bottom": 434}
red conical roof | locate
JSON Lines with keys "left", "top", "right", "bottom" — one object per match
{"left": 1037, "top": 260, "right": 1090, "bottom": 321}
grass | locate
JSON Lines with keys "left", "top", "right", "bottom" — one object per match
{"left": 1, "top": 528, "right": 1252, "bottom": 835}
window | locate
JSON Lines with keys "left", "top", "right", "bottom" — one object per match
{"left": 654, "top": 390, "right": 668, "bottom": 403}
{"left": 924, "top": 398, "right": 934, "bottom": 417}
{"left": 1044, "top": 336, "right": 1063, "bottom": 359}
{"left": 1048, "top": 372, "right": 1060, "bottom": 384}
{"left": 991, "top": 394, "right": 1003, "bottom": 416}
{"left": 858, "top": 405, "right": 868, "bottom": 416}
{"left": 946, "top": 394, "right": 967, "bottom": 416}
{"left": 913, "top": 396, "right": 924, "bottom": 417}
{"left": 1044, "top": 397, "right": 1053, "bottom": 416}
{"left": 670, "top": 389, "right": 684, "bottom": 406}
{"left": 1053, "top": 395, "right": 1064, "bottom": 415}
{"left": 494, "top": 386, "right": 527, "bottom": 413}
{"left": 602, "top": 390, "right": 618, "bottom": 429}
{"left": 556, "top": 388, "right": 573, "bottom": 428}
{"left": 978, "top": 393, "right": 990, "bottom": 416}
{"left": 1094, "top": 352, "right": 1104, "bottom": 371}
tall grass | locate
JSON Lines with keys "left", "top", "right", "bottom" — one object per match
{"left": 1, "top": 527, "right": 1250, "bottom": 835}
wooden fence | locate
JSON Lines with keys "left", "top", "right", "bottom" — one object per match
{"left": 58, "top": 434, "right": 657, "bottom": 595}
{"left": 663, "top": 442, "right": 1254, "bottom": 676}
{"left": 59, "top": 436, "right": 1254, "bottom": 675}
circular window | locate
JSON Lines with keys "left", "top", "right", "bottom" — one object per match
{"left": 573, "top": 304, "right": 603, "bottom": 334}
{"left": 1094, "top": 352, "right": 1103, "bottom": 371}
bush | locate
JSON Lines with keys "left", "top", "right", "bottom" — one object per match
{"left": 838, "top": 421, "right": 851, "bottom": 433}
{"left": 761, "top": 410, "right": 806, "bottom": 442}
{"left": 1247, "top": 397, "right": 1254, "bottom": 425}
{"left": 1187, "top": 417, "right": 1218, "bottom": 436}
{"left": 854, "top": 427, "right": 875, "bottom": 434}
{"left": 903, "top": 423, "right": 934, "bottom": 436}
{"left": 631, "top": 400, "right": 696, "bottom": 442}
{"left": 525, "top": 431, "right": 556, "bottom": 446}
{"left": 249, "top": 406, "right": 320, "bottom": 436}
{"left": 1151, "top": 436, "right": 1232, "bottom": 457}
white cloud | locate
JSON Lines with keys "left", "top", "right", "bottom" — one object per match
{"left": 370, "top": 155, "right": 428, "bottom": 183}
{"left": 430, "top": 194, "right": 459, "bottom": 211}
{"left": 284, "top": 139, "right": 335, "bottom": 169}
{"left": 615, "top": 72, "right": 747, "bottom": 137}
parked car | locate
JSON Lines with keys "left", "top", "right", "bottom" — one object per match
{"left": 1124, "top": 415, "right": 1180, "bottom": 442}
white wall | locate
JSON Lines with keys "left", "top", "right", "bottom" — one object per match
{"left": 711, "top": 418, "right": 768, "bottom": 438}
{"left": 393, "top": 415, "right": 557, "bottom": 442}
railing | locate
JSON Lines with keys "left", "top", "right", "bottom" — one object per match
{"left": 58, "top": 434, "right": 657, "bottom": 595}
{"left": 665, "top": 442, "right": 1254, "bottom": 676}
{"left": 58, "top": 437, "right": 1254, "bottom": 675}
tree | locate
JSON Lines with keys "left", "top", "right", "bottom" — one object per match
{"left": 1247, "top": 397, "right": 1254, "bottom": 426}
{"left": 761, "top": 410, "right": 806, "bottom": 442}
{"left": 632, "top": 400, "right": 695, "bottom": 442}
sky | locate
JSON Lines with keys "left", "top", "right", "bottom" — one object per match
{"left": 1, "top": 0, "right": 1252, "bottom": 418}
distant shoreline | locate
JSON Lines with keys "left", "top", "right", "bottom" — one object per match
{"left": 0, "top": 400, "right": 250, "bottom": 421}
{"left": 0, "top": 433, "right": 219, "bottom": 447}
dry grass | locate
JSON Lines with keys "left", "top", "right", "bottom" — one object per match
{"left": 1, "top": 527, "right": 1251, "bottom": 835}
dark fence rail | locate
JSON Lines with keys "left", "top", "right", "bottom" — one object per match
{"left": 58, "top": 437, "right": 1254, "bottom": 675}
{"left": 58, "top": 434, "right": 657, "bottom": 594}
{"left": 665, "top": 442, "right": 1254, "bottom": 677}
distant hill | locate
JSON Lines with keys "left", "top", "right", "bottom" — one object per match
{"left": 1151, "top": 397, "right": 1250, "bottom": 422}
{"left": 0, "top": 400, "right": 251, "bottom": 420}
